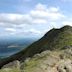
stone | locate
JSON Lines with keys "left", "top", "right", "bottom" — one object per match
{"left": 57, "top": 59, "right": 72, "bottom": 72}
{"left": 2, "top": 60, "right": 20, "bottom": 69}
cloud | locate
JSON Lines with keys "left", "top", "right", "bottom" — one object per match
{"left": 0, "top": 3, "right": 66, "bottom": 36}
{"left": 5, "top": 28, "right": 16, "bottom": 32}
{"left": 0, "top": 3, "right": 64, "bottom": 25}
{"left": 35, "top": 3, "right": 47, "bottom": 11}
{"left": 32, "top": 19, "right": 47, "bottom": 24}
{"left": 24, "top": 29, "right": 42, "bottom": 35}
{"left": 29, "top": 29, "right": 42, "bottom": 35}
{"left": 0, "top": 13, "right": 32, "bottom": 25}
{"left": 30, "top": 3, "right": 65, "bottom": 23}
{"left": 62, "top": 21, "right": 72, "bottom": 26}
{"left": 6, "top": 28, "right": 42, "bottom": 37}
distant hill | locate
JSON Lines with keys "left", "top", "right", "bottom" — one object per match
{"left": 0, "top": 25, "right": 72, "bottom": 69}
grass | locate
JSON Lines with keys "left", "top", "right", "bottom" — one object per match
{"left": 0, "top": 68, "right": 20, "bottom": 72}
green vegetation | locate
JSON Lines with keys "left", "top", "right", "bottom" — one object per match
{"left": 0, "top": 68, "right": 20, "bottom": 72}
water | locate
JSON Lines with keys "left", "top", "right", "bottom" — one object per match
{"left": 0, "top": 37, "right": 38, "bottom": 58}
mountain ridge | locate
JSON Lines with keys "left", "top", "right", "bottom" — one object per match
{"left": 0, "top": 25, "right": 72, "bottom": 68}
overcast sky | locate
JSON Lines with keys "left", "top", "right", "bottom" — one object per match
{"left": 0, "top": 0, "right": 72, "bottom": 38}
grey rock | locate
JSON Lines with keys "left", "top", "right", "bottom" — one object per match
{"left": 33, "top": 53, "right": 41, "bottom": 58}
{"left": 57, "top": 59, "right": 72, "bottom": 72}
{"left": 2, "top": 60, "right": 20, "bottom": 69}
{"left": 33, "top": 50, "right": 51, "bottom": 58}
{"left": 24, "top": 57, "right": 31, "bottom": 63}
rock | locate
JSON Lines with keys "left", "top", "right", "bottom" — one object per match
{"left": 40, "top": 50, "right": 51, "bottom": 56}
{"left": 20, "top": 57, "right": 31, "bottom": 69}
{"left": 2, "top": 60, "right": 20, "bottom": 69}
{"left": 24, "top": 57, "right": 31, "bottom": 63}
{"left": 62, "top": 45, "right": 72, "bottom": 50}
{"left": 0, "top": 68, "right": 12, "bottom": 72}
{"left": 66, "top": 65, "right": 72, "bottom": 72}
{"left": 33, "top": 50, "right": 51, "bottom": 58}
{"left": 33, "top": 53, "right": 41, "bottom": 58}
{"left": 65, "top": 48, "right": 72, "bottom": 55}
{"left": 57, "top": 59, "right": 72, "bottom": 72}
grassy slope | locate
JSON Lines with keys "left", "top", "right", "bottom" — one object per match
{"left": 15, "top": 25, "right": 72, "bottom": 59}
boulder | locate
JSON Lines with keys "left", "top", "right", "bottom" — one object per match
{"left": 57, "top": 59, "right": 72, "bottom": 72}
{"left": 2, "top": 60, "right": 20, "bottom": 69}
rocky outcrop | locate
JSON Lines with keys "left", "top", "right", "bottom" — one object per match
{"left": 56, "top": 59, "right": 72, "bottom": 72}
{"left": 1, "top": 50, "right": 72, "bottom": 72}
{"left": 2, "top": 60, "right": 20, "bottom": 69}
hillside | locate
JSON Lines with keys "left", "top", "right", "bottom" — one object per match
{"left": 8, "top": 25, "right": 72, "bottom": 60}
{"left": 0, "top": 25, "right": 72, "bottom": 72}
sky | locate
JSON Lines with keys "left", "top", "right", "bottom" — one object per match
{"left": 0, "top": 0, "right": 72, "bottom": 38}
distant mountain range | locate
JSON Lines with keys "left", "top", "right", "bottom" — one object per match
{"left": 0, "top": 25, "right": 72, "bottom": 72}
{"left": 0, "top": 37, "right": 37, "bottom": 58}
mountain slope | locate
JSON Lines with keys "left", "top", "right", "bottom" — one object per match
{"left": 0, "top": 25, "right": 72, "bottom": 68}
{"left": 13, "top": 25, "right": 72, "bottom": 59}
